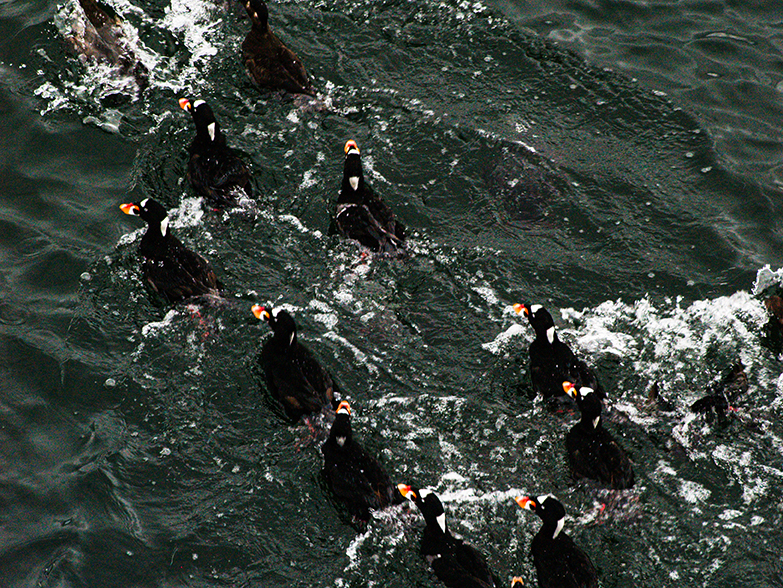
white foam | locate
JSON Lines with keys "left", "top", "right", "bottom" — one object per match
{"left": 481, "top": 323, "right": 526, "bottom": 354}
{"left": 679, "top": 479, "right": 711, "bottom": 504}
{"left": 169, "top": 197, "right": 205, "bottom": 229}
{"left": 160, "top": 0, "right": 220, "bottom": 64}
{"left": 753, "top": 264, "right": 783, "bottom": 295}
{"left": 141, "top": 309, "right": 180, "bottom": 337}
{"left": 323, "top": 331, "right": 379, "bottom": 375}
{"left": 472, "top": 285, "right": 499, "bottom": 306}
{"left": 556, "top": 292, "right": 768, "bottom": 394}
{"left": 278, "top": 214, "right": 311, "bottom": 234}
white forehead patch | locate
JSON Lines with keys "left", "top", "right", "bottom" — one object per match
{"left": 530, "top": 304, "right": 542, "bottom": 314}
{"left": 207, "top": 122, "right": 216, "bottom": 142}
{"left": 546, "top": 326, "right": 555, "bottom": 344}
{"left": 537, "top": 494, "right": 554, "bottom": 505}
{"left": 193, "top": 99, "right": 205, "bottom": 108}
{"left": 436, "top": 513, "right": 446, "bottom": 533}
{"left": 346, "top": 147, "right": 360, "bottom": 156}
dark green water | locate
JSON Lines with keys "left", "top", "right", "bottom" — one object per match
{"left": 1, "top": 0, "right": 783, "bottom": 586}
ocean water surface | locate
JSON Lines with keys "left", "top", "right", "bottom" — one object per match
{"left": 1, "top": 0, "right": 783, "bottom": 586}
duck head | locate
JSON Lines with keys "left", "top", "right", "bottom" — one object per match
{"left": 252, "top": 305, "right": 298, "bottom": 348}
{"left": 120, "top": 198, "right": 170, "bottom": 238}
{"left": 398, "top": 484, "right": 448, "bottom": 535}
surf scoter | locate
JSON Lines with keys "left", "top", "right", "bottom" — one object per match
{"left": 65, "top": 0, "right": 149, "bottom": 97}
{"left": 321, "top": 401, "right": 398, "bottom": 526}
{"left": 690, "top": 361, "right": 748, "bottom": 422}
{"left": 332, "top": 140, "right": 406, "bottom": 254}
{"left": 398, "top": 485, "right": 502, "bottom": 588}
{"left": 515, "top": 494, "right": 598, "bottom": 588}
{"left": 563, "top": 382, "right": 634, "bottom": 490}
{"left": 252, "top": 305, "right": 339, "bottom": 421}
{"left": 514, "top": 303, "right": 604, "bottom": 401}
{"left": 239, "top": 0, "right": 314, "bottom": 95}
{"left": 179, "top": 98, "right": 252, "bottom": 207}
{"left": 120, "top": 198, "right": 222, "bottom": 303}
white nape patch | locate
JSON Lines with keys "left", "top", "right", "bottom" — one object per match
{"left": 418, "top": 489, "right": 432, "bottom": 499}
{"left": 349, "top": 176, "right": 359, "bottom": 191}
{"left": 553, "top": 517, "right": 565, "bottom": 539}
{"left": 336, "top": 436, "right": 346, "bottom": 447}
{"left": 207, "top": 122, "right": 216, "bottom": 141}
{"left": 193, "top": 99, "right": 205, "bottom": 108}
{"left": 436, "top": 513, "right": 447, "bottom": 533}
{"left": 592, "top": 416, "right": 600, "bottom": 429}
{"left": 140, "top": 198, "right": 149, "bottom": 207}
{"left": 289, "top": 332, "right": 295, "bottom": 346}
{"left": 580, "top": 387, "right": 593, "bottom": 397}
{"left": 530, "top": 304, "right": 542, "bottom": 313}
{"left": 546, "top": 326, "right": 555, "bottom": 344}
{"left": 160, "top": 217, "right": 169, "bottom": 236}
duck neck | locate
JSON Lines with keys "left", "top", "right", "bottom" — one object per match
{"left": 339, "top": 179, "right": 364, "bottom": 204}
{"left": 328, "top": 416, "right": 352, "bottom": 448}
{"left": 195, "top": 124, "right": 225, "bottom": 151}
{"left": 272, "top": 329, "right": 296, "bottom": 349}
{"left": 579, "top": 408, "right": 601, "bottom": 431}
{"left": 540, "top": 517, "right": 565, "bottom": 541}
{"left": 139, "top": 219, "right": 169, "bottom": 252}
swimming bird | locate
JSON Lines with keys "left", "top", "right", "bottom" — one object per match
{"left": 690, "top": 362, "right": 748, "bottom": 422}
{"left": 179, "top": 98, "right": 252, "bottom": 207}
{"left": 332, "top": 140, "right": 406, "bottom": 254}
{"left": 322, "top": 401, "right": 398, "bottom": 527}
{"left": 563, "top": 382, "right": 634, "bottom": 489}
{"left": 64, "top": 0, "right": 148, "bottom": 98}
{"left": 252, "top": 305, "right": 339, "bottom": 421}
{"left": 398, "top": 484, "right": 503, "bottom": 588}
{"left": 515, "top": 494, "right": 598, "bottom": 588}
{"left": 120, "top": 198, "right": 222, "bottom": 303}
{"left": 239, "top": 0, "right": 314, "bottom": 95}
{"left": 514, "top": 303, "right": 604, "bottom": 402}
